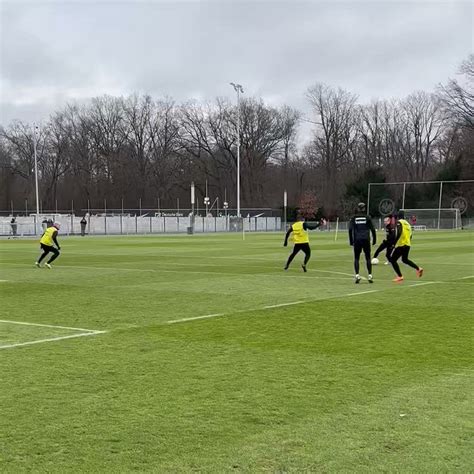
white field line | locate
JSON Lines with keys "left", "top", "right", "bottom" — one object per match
{"left": 2, "top": 262, "right": 361, "bottom": 280}
{"left": 0, "top": 280, "right": 7, "bottom": 282}
{"left": 460, "top": 275, "right": 474, "bottom": 280}
{"left": 167, "top": 313, "right": 225, "bottom": 324}
{"left": 166, "top": 282, "right": 442, "bottom": 325}
{"left": 346, "top": 290, "right": 378, "bottom": 296}
{"left": 168, "top": 289, "right": 381, "bottom": 324}
{"left": 0, "top": 319, "right": 103, "bottom": 333}
{"left": 263, "top": 301, "right": 305, "bottom": 309}
{"left": 404, "top": 281, "right": 438, "bottom": 289}
{"left": 0, "top": 331, "right": 106, "bottom": 350}
{"left": 0, "top": 319, "right": 106, "bottom": 350}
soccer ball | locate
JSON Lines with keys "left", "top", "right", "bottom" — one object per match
{"left": 371, "top": 257, "right": 379, "bottom": 265}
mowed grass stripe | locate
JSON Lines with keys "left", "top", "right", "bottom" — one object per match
{"left": 0, "top": 231, "right": 472, "bottom": 471}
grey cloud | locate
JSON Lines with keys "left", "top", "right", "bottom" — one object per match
{"left": 0, "top": 0, "right": 472, "bottom": 126}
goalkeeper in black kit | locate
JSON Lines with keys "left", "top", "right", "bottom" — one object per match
{"left": 348, "top": 202, "right": 376, "bottom": 284}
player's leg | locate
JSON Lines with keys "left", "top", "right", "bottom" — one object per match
{"left": 390, "top": 247, "right": 404, "bottom": 281}
{"left": 363, "top": 240, "right": 373, "bottom": 282}
{"left": 285, "top": 244, "right": 301, "bottom": 269}
{"left": 353, "top": 242, "right": 362, "bottom": 283}
{"left": 400, "top": 246, "right": 423, "bottom": 276}
{"left": 373, "top": 240, "right": 387, "bottom": 259}
{"left": 46, "top": 247, "right": 60, "bottom": 266}
{"left": 301, "top": 243, "right": 311, "bottom": 272}
{"left": 36, "top": 244, "right": 51, "bottom": 266}
{"left": 385, "top": 245, "right": 394, "bottom": 265}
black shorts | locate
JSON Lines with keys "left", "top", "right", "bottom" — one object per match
{"left": 40, "top": 243, "right": 59, "bottom": 254}
{"left": 292, "top": 243, "right": 311, "bottom": 255}
{"left": 390, "top": 245, "right": 410, "bottom": 262}
{"left": 353, "top": 240, "right": 371, "bottom": 259}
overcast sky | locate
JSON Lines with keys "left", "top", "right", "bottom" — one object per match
{"left": 0, "top": 0, "right": 472, "bottom": 131}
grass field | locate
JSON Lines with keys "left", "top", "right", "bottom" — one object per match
{"left": 0, "top": 230, "right": 473, "bottom": 472}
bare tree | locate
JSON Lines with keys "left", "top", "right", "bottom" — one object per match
{"left": 400, "top": 92, "right": 445, "bottom": 180}
{"left": 0, "top": 121, "right": 48, "bottom": 208}
{"left": 305, "top": 83, "right": 359, "bottom": 214}
{"left": 41, "top": 112, "right": 72, "bottom": 208}
{"left": 87, "top": 95, "right": 128, "bottom": 204}
{"left": 438, "top": 54, "right": 474, "bottom": 129}
{"left": 147, "top": 98, "right": 183, "bottom": 202}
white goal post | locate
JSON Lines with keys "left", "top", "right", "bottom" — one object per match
{"left": 401, "top": 208, "right": 462, "bottom": 230}
{"left": 367, "top": 179, "right": 473, "bottom": 229}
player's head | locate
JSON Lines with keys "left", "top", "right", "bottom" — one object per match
{"left": 383, "top": 216, "right": 391, "bottom": 225}
{"left": 397, "top": 210, "right": 405, "bottom": 219}
{"left": 296, "top": 213, "right": 305, "bottom": 221}
{"left": 53, "top": 222, "right": 61, "bottom": 230}
{"left": 357, "top": 202, "right": 366, "bottom": 213}
{"left": 46, "top": 219, "right": 53, "bottom": 226}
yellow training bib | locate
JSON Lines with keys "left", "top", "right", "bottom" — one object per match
{"left": 395, "top": 219, "right": 412, "bottom": 247}
{"left": 292, "top": 221, "right": 309, "bottom": 244}
{"left": 40, "top": 227, "right": 56, "bottom": 246}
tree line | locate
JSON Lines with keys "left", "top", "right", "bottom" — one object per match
{"left": 1, "top": 55, "right": 472, "bottom": 218}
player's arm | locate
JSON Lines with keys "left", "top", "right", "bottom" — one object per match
{"left": 368, "top": 217, "right": 376, "bottom": 245}
{"left": 387, "top": 227, "right": 396, "bottom": 246}
{"left": 394, "top": 221, "right": 403, "bottom": 244}
{"left": 52, "top": 230, "right": 60, "bottom": 249}
{"left": 348, "top": 218, "right": 354, "bottom": 246}
{"left": 283, "top": 227, "right": 292, "bottom": 247}
{"left": 303, "top": 221, "right": 319, "bottom": 231}
{"left": 304, "top": 218, "right": 327, "bottom": 231}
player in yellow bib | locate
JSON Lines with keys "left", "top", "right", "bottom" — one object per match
{"left": 390, "top": 211, "right": 423, "bottom": 282}
{"left": 35, "top": 221, "right": 61, "bottom": 269}
{"left": 283, "top": 214, "right": 326, "bottom": 272}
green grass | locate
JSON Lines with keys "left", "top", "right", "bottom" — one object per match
{"left": 0, "top": 230, "right": 473, "bottom": 472}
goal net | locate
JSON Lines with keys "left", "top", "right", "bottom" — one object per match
{"left": 401, "top": 208, "right": 461, "bottom": 230}
{"left": 367, "top": 180, "right": 473, "bottom": 229}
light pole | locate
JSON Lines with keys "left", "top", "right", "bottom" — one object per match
{"left": 230, "top": 82, "right": 244, "bottom": 217}
{"left": 33, "top": 124, "right": 40, "bottom": 233}
{"left": 191, "top": 182, "right": 195, "bottom": 215}
{"left": 204, "top": 179, "right": 210, "bottom": 216}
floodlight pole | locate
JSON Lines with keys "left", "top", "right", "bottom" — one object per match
{"left": 283, "top": 190, "right": 287, "bottom": 231}
{"left": 367, "top": 183, "right": 371, "bottom": 216}
{"left": 33, "top": 124, "right": 40, "bottom": 233}
{"left": 191, "top": 182, "right": 195, "bottom": 215}
{"left": 437, "top": 181, "right": 443, "bottom": 230}
{"left": 230, "top": 82, "right": 244, "bottom": 217}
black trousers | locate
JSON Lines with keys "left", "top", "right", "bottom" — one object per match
{"left": 390, "top": 245, "right": 419, "bottom": 277}
{"left": 37, "top": 243, "right": 60, "bottom": 264}
{"left": 286, "top": 243, "right": 311, "bottom": 267}
{"left": 373, "top": 240, "right": 393, "bottom": 260}
{"left": 353, "top": 240, "right": 372, "bottom": 274}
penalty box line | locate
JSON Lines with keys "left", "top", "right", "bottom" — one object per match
{"left": 0, "top": 319, "right": 106, "bottom": 350}
{"left": 166, "top": 281, "right": 439, "bottom": 325}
